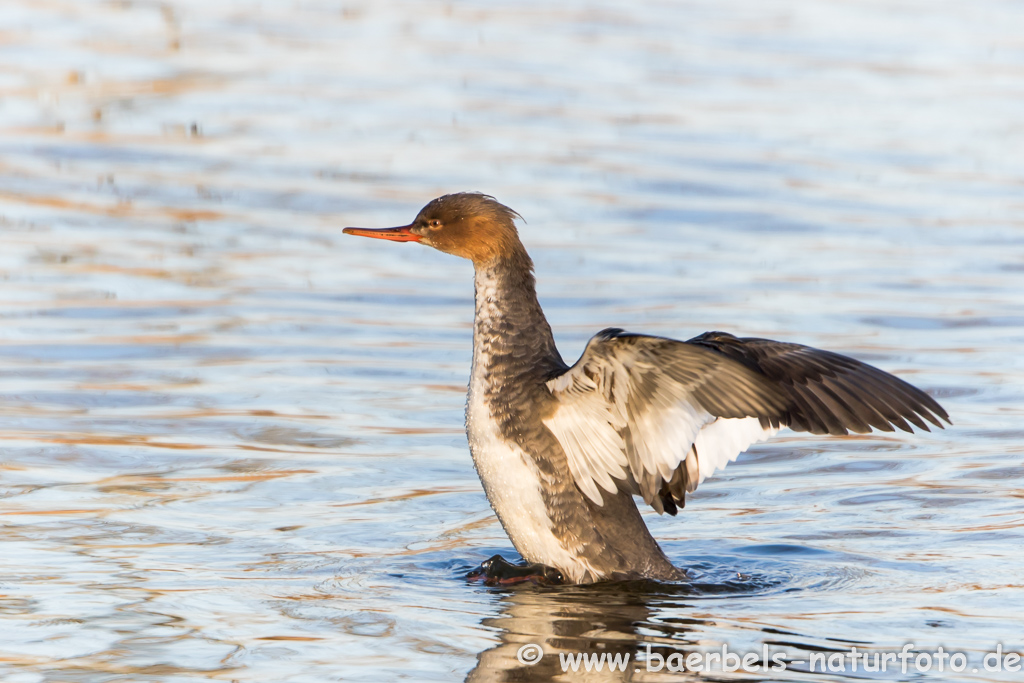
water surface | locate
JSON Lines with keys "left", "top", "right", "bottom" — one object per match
{"left": 1, "top": 0, "right": 1023, "bottom": 681}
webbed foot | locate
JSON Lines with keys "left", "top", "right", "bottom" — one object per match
{"left": 467, "top": 554, "right": 565, "bottom": 586}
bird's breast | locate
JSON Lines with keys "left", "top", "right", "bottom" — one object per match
{"left": 465, "top": 345, "right": 596, "bottom": 583}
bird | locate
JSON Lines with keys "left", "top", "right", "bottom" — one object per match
{"left": 344, "top": 192, "right": 949, "bottom": 585}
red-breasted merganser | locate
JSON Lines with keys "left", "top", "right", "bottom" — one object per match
{"left": 344, "top": 193, "right": 949, "bottom": 585}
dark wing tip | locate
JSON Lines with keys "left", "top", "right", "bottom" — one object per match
{"left": 689, "top": 331, "right": 952, "bottom": 436}
{"left": 596, "top": 327, "right": 626, "bottom": 340}
{"left": 659, "top": 492, "right": 679, "bottom": 516}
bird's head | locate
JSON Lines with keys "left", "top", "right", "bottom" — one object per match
{"left": 343, "top": 193, "right": 525, "bottom": 265}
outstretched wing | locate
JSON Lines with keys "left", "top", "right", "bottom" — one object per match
{"left": 543, "top": 329, "right": 788, "bottom": 514}
{"left": 687, "top": 331, "right": 950, "bottom": 436}
{"left": 544, "top": 328, "right": 948, "bottom": 516}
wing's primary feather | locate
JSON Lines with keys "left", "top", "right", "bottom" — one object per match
{"left": 687, "top": 332, "right": 950, "bottom": 436}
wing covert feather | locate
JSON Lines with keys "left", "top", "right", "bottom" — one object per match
{"left": 543, "top": 329, "right": 786, "bottom": 509}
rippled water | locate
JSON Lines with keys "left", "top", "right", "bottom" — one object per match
{"left": 1, "top": 0, "right": 1023, "bottom": 681}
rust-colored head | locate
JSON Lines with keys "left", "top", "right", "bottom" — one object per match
{"left": 343, "top": 193, "right": 526, "bottom": 266}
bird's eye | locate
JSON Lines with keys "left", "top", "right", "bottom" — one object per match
{"left": 427, "top": 219, "right": 442, "bottom": 229}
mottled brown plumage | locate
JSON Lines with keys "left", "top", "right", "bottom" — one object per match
{"left": 344, "top": 193, "right": 950, "bottom": 584}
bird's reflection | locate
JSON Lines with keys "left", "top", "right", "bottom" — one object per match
{"left": 466, "top": 582, "right": 696, "bottom": 682}
{"left": 463, "top": 569, "right": 853, "bottom": 683}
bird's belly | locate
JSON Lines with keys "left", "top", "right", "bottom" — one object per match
{"left": 466, "top": 388, "right": 596, "bottom": 582}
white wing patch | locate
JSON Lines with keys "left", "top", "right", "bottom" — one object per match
{"left": 687, "top": 417, "right": 778, "bottom": 490}
{"left": 543, "top": 348, "right": 718, "bottom": 506}
{"left": 541, "top": 398, "right": 628, "bottom": 504}
{"left": 542, "top": 361, "right": 633, "bottom": 505}
{"left": 546, "top": 404, "right": 777, "bottom": 506}
{"left": 543, "top": 331, "right": 788, "bottom": 512}
{"left": 626, "top": 395, "right": 709, "bottom": 483}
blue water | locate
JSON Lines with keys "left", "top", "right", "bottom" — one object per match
{"left": 1, "top": 0, "right": 1022, "bottom": 681}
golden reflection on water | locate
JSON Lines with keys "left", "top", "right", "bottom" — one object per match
{"left": 1, "top": 0, "right": 1023, "bottom": 681}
